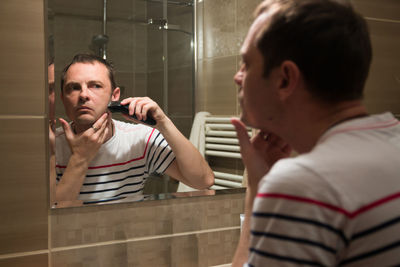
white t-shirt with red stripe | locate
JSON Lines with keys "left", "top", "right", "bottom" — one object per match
{"left": 248, "top": 112, "right": 400, "bottom": 266}
{"left": 55, "top": 119, "right": 175, "bottom": 204}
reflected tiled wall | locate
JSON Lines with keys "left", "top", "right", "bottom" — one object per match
{"left": 1, "top": 0, "right": 400, "bottom": 267}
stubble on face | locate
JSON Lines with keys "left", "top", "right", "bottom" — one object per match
{"left": 237, "top": 13, "right": 271, "bottom": 128}
{"left": 62, "top": 62, "right": 113, "bottom": 128}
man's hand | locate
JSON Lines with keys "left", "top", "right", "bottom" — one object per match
{"left": 231, "top": 118, "right": 292, "bottom": 188}
{"left": 120, "top": 97, "right": 168, "bottom": 127}
{"left": 59, "top": 112, "right": 110, "bottom": 164}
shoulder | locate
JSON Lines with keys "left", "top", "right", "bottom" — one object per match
{"left": 260, "top": 156, "right": 331, "bottom": 196}
{"left": 113, "top": 119, "right": 155, "bottom": 136}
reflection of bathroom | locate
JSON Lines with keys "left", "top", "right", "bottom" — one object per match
{"left": 48, "top": 0, "right": 196, "bottom": 194}
{"left": 1, "top": 0, "right": 400, "bottom": 266}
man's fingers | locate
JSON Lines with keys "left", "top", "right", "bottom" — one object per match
{"left": 92, "top": 113, "right": 108, "bottom": 131}
{"left": 59, "top": 118, "right": 74, "bottom": 140}
{"left": 231, "top": 118, "right": 251, "bottom": 152}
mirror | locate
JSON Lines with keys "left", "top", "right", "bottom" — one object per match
{"left": 48, "top": 0, "right": 246, "bottom": 208}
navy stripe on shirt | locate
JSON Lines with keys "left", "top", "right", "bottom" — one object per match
{"left": 113, "top": 188, "right": 143, "bottom": 198}
{"left": 147, "top": 136, "right": 166, "bottom": 172}
{"left": 253, "top": 212, "right": 348, "bottom": 245}
{"left": 159, "top": 155, "right": 176, "bottom": 174}
{"left": 155, "top": 150, "right": 174, "bottom": 173}
{"left": 85, "top": 164, "right": 145, "bottom": 177}
{"left": 145, "top": 132, "right": 161, "bottom": 161}
{"left": 351, "top": 215, "right": 400, "bottom": 241}
{"left": 57, "top": 164, "right": 146, "bottom": 179}
{"left": 151, "top": 140, "right": 168, "bottom": 172}
{"left": 83, "top": 172, "right": 145, "bottom": 186}
{"left": 251, "top": 230, "right": 337, "bottom": 254}
{"left": 340, "top": 240, "right": 400, "bottom": 265}
{"left": 80, "top": 181, "right": 143, "bottom": 194}
{"left": 249, "top": 247, "right": 325, "bottom": 267}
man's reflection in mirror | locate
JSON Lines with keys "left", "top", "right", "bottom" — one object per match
{"left": 48, "top": 59, "right": 57, "bottom": 205}
{"left": 53, "top": 54, "right": 214, "bottom": 206}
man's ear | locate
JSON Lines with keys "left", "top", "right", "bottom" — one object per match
{"left": 277, "top": 60, "right": 300, "bottom": 101}
{"left": 111, "top": 87, "right": 121, "bottom": 101}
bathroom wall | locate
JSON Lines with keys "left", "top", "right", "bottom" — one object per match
{"left": 195, "top": 0, "right": 400, "bottom": 116}
{"left": 0, "top": 0, "right": 399, "bottom": 267}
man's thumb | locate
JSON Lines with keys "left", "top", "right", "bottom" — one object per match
{"left": 231, "top": 118, "right": 251, "bottom": 153}
{"left": 59, "top": 118, "right": 74, "bottom": 139}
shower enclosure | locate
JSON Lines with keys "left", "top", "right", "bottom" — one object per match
{"left": 48, "top": 0, "right": 195, "bottom": 194}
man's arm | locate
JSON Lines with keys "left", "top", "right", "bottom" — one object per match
{"left": 55, "top": 113, "right": 110, "bottom": 202}
{"left": 157, "top": 118, "right": 214, "bottom": 189}
{"left": 120, "top": 97, "right": 214, "bottom": 189}
{"left": 231, "top": 118, "right": 292, "bottom": 266}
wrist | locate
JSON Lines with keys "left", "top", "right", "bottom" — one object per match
{"left": 156, "top": 116, "right": 173, "bottom": 132}
{"left": 69, "top": 154, "right": 90, "bottom": 169}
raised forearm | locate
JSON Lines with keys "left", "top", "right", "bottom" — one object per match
{"left": 55, "top": 155, "right": 89, "bottom": 202}
{"left": 232, "top": 187, "right": 257, "bottom": 266}
{"left": 158, "top": 118, "right": 214, "bottom": 189}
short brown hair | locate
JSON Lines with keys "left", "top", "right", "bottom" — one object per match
{"left": 61, "top": 54, "right": 117, "bottom": 93}
{"left": 254, "top": 0, "right": 372, "bottom": 103}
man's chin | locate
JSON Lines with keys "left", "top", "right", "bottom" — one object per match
{"left": 240, "top": 113, "right": 260, "bottom": 129}
{"left": 74, "top": 116, "right": 96, "bottom": 126}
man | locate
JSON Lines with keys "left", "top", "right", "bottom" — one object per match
{"left": 55, "top": 54, "right": 214, "bottom": 204}
{"left": 231, "top": 0, "right": 400, "bottom": 266}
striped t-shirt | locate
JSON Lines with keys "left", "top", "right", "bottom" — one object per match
{"left": 55, "top": 119, "right": 175, "bottom": 204}
{"left": 248, "top": 112, "right": 400, "bottom": 266}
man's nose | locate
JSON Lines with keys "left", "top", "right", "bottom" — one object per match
{"left": 79, "top": 85, "right": 90, "bottom": 100}
{"left": 234, "top": 70, "right": 243, "bottom": 87}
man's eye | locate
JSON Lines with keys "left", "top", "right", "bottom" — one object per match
{"left": 90, "top": 84, "right": 102, "bottom": 89}
{"left": 68, "top": 84, "right": 80, "bottom": 90}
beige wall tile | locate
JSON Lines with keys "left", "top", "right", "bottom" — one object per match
{"left": 203, "top": 0, "right": 237, "bottom": 58}
{"left": 147, "top": 70, "right": 164, "bottom": 106}
{"left": 107, "top": 21, "right": 135, "bottom": 72}
{"left": 128, "top": 238, "right": 171, "bottom": 266}
{"left": 51, "top": 228, "right": 240, "bottom": 267}
{"left": 236, "top": 0, "right": 262, "bottom": 52}
{"left": 199, "top": 56, "right": 238, "bottom": 115}
{"left": 197, "top": 228, "right": 240, "bottom": 267}
{"left": 196, "top": 1, "right": 204, "bottom": 60}
{"left": 364, "top": 20, "right": 400, "bottom": 114}
{"left": 168, "top": 66, "right": 193, "bottom": 116}
{"left": 147, "top": 28, "right": 164, "bottom": 72}
{"left": 0, "top": 0, "right": 46, "bottom": 116}
{"left": 50, "top": 201, "right": 174, "bottom": 248}
{"left": 50, "top": 193, "right": 244, "bottom": 248}
{"left": 195, "top": 58, "right": 207, "bottom": 113}
{"left": 52, "top": 243, "right": 129, "bottom": 267}
{"left": 168, "top": 30, "right": 193, "bottom": 69}
{"left": 0, "top": 254, "right": 48, "bottom": 267}
{"left": 114, "top": 71, "right": 134, "bottom": 100}
{"left": 134, "top": 72, "right": 148, "bottom": 97}
{"left": 134, "top": 25, "right": 148, "bottom": 73}
{"left": 0, "top": 118, "right": 48, "bottom": 254}
{"left": 351, "top": 0, "right": 400, "bottom": 21}
{"left": 170, "top": 115, "right": 193, "bottom": 138}
{"left": 172, "top": 194, "right": 244, "bottom": 233}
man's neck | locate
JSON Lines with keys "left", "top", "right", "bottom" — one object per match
{"left": 285, "top": 100, "right": 368, "bottom": 154}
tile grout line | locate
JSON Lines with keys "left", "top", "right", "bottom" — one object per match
{"left": 0, "top": 250, "right": 49, "bottom": 260}
{"left": 50, "top": 226, "right": 240, "bottom": 253}
{"left": 0, "top": 115, "right": 45, "bottom": 119}
{"left": 0, "top": 226, "right": 240, "bottom": 260}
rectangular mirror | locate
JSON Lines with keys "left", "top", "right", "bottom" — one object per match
{"left": 48, "top": 0, "right": 246, "bottom": 208}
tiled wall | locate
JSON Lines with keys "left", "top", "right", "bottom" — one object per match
{"left": 195, "top": 0, "right": 400, "bottom": 116}
{"left": 1, "top": 0, "right": 399, "bottom": 267}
